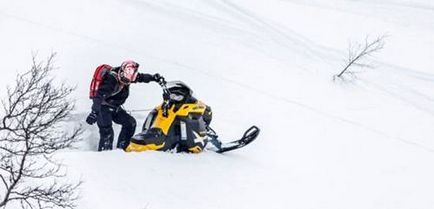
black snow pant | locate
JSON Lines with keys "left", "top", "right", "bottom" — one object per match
{"left": 97, "top": 105, "right": 136, "bottom": 151}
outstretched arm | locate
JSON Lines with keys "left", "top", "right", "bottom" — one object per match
{"left": 135, "top": 73, "right": 155, "bottom": 83}
{"left": 135, "top": 73, "right": 164, "bottom": 83}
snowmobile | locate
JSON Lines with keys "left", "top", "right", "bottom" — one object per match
{"left": 125, "top": 79, "right": 259, "bottom": 153}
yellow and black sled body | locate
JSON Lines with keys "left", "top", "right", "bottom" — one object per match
{"left": 126, "top": 93, "right": 212, "bottom": 153}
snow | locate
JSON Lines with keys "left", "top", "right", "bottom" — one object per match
{"left": 1, "top": 0, "right": 434, "bottom": 208}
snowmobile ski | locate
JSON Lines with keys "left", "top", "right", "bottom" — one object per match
{"left": 206, "top": 126, "right": 260, "bottom": 153}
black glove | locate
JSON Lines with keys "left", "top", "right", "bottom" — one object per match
{"left": 152, "top": 73, "right": 165, "bottom": 83}
{"left": 86, "top": 111, "right": 98, "bottom": 125}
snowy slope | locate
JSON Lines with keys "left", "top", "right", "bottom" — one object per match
{"left": 1, "top": 0, "right": 434, "bottom": 208}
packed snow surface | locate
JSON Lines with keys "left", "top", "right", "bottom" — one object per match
{"left": 1, "top": 0, "right": 434, "bottom": 208}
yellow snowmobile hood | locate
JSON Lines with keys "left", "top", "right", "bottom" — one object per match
{"left": 154, "top": 101, "right": 207, "bottom": 135}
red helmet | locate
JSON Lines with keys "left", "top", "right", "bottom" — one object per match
{"left": 119, "top": 60, "right": 139, "bottom": 84}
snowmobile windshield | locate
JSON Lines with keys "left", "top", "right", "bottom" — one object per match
{"left": 166, "top": 81, "right": 193, "bottom": 96}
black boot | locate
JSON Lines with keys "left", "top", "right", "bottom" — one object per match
{"left": 98, "top": 126, "right": 114, "bottom": 151}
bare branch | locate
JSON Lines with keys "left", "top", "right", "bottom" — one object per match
{"left": 0, "top": 53, "right": 82, "bottom": 209}
{"left": 335, "top": 34, "right": 386, "bottom": 80}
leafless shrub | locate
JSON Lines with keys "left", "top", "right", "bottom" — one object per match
{"left": 334, "top": 35, "right": 386, "bottom": 80}
{"left": 0, "top": 53, "right": 82, "bottom": 209}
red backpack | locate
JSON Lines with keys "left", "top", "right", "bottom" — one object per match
{"left": 89, "top": 64, "right": 113, "bottom": 98}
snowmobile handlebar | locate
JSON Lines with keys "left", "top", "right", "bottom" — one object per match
{"left": 157, "top": 78, "right": 171, "bottom": 117}
{"left": 159, "top": 79, "right": 171, "bottom": 100}
{"left": 157, "top": 77, "right": 167, "bottom": 88}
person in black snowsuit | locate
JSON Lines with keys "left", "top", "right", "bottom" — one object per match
{"left": 86, "top": 60, "right": 164, "bottom": 151}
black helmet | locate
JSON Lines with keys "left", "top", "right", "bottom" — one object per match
{"left": 166, "top": 81, "right": 193, "bottom": 102}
